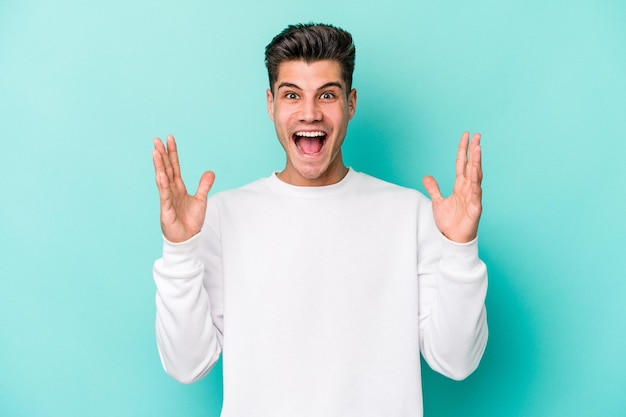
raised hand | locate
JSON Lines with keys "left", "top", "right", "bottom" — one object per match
{"left": 152, "top": 135, "right": 215, "bottom": 243}
{"left": 422, "top": 132, "right": 483, "bottom": 243}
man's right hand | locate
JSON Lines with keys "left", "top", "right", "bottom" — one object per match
{"left": 153, "top": 135, "right": 215, "bottom": 243}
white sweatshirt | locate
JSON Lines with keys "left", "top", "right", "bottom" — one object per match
{"left": 154, "top": 169, "right": 488, "bottom": 417}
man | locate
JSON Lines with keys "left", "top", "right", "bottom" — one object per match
{"left": 152, "top": 23, "right": 487, "bottom": 417}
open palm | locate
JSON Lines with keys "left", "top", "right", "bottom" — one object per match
{"left": 152, "top": 135, "right": 215, "bottom": 243}
{"left": 422, "top": 132, "right": 483, "bottom": 243}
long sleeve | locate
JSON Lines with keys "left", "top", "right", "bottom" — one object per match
{"left": 153, "top": 231, "right": 223, "bottom": 384}
{"left": 417, "top": 203, "right": 489, "bottom": 380}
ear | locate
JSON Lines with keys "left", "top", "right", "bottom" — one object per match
{"left": 266, "top": 89, "right": 275, "bottom": 121}
{"left": 347, "top": 88, "right": 357, "bottom": 120}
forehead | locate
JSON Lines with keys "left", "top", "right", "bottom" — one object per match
{"left": 275, "top": 59, "right": 345, "bottom": 89}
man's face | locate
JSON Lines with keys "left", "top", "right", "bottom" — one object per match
{"left": 267, "top": 59, "right": 357, "bottom": 186}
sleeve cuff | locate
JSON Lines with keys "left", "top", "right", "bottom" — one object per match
{"left": 439, "top": 234, "right": 483, "bottom": 273}
{"left": 161, "top": 233, "right": 202, "bottom": 271}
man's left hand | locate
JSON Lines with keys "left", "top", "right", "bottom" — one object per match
{"left": 422, "top": 132, "right": 483, "bottom": 243}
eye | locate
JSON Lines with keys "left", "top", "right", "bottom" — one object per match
{"left": 320, "top": 92, "right": 335, "bottom": 100}
{"left": 285, "top": 92, "right": 298, "bottom": 99}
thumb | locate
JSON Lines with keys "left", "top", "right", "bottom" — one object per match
{"left": 195, "top": 171, "right": 216, "bottom": 201}
{"left": 422, "top": 175, "right": 444, "bottom": 203}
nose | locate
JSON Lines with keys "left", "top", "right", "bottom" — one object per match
{"left": 299, "top": 97, "right": 322, "bottom": 123}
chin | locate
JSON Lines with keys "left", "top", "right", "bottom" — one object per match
{"left": 296, "top": 166, "right": 328, "bottom": 180}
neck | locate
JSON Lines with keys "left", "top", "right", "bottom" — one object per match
{"left": 278, "top": 160, "right": 349, "bottom": 187}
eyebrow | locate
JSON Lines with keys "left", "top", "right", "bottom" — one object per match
{"left": 276, "top": 81, "right": 345, "bottom": 91}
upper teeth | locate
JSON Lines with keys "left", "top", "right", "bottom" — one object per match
{"left": 295, "top": 131, "right": 325, "bottom": 137}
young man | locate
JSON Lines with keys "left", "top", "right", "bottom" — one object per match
{"left": 152, "top": 23, "right": 487, "bottom": 417}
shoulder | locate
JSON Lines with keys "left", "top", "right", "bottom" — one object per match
{"left": 352, "top": 171, "right": 430, "bottom": 204}
{"left": 209, "top": 176, "right": 270, "bottom": 202}
{"left": 203, "top": 177, "right": 272, "bottom": 226}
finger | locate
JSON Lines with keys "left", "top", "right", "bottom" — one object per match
{"left": 469, "top": 164, "right": 483, "bottom": 219}
{"left": 166, "top": 135, "right": 183, "bottom": 181}
{"left": 468, "top": 134, "right": 483, "bottom": 208}
{"left": 156, "top": 136, "right": 175, "bottom": 183}
{"left": 153, "top": 136, "right": 166, "bottom": 154}
{"left": 455, "top": 132, "right": 470, "bottom": 178}
{"left": 154, "top": 137, "right": 176, "bottom": 188}
{"left": 152, "top": 149, "right": 173, "bottom": 208}
{"left": 470, "top": 165, "right": 482, "bottom": 197}
{"left": 152, "top": 141, "right": 168, "bottom": 189}
{"left": 469, "top": 133, "right": 483, "bottom": 184}
{"left": 195, "top": 171, "right": 216, "bottom": 202}
{"left": 422, "top": 175, "right": 444, "bottom": 204}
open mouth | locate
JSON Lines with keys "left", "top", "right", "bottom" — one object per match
{"left": 293, "top": 131, "right": 327, "bottom": 155}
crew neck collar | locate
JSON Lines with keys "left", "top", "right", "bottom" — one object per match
{"left": 266, "top": 168, "right": 357, "bottom": 198}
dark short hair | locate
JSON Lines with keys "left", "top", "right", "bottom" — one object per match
{"left": 265, "top": 23, "right": 356, "bottom": 94}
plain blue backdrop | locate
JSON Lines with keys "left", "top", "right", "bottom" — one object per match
{"left": 1, "top": 0, "right": 625, "bottom": 416}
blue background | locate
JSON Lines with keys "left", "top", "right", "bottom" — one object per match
{"left": 1, "top": 0, "right": 625, "bottom": 415}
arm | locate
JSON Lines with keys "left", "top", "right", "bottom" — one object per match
{"left": 417, "top": 227, "right": 488, "bottom": 380}
{"left": 152, "top": 135, "right": 222, "bottom": 383}
{"left": 419, "top": 132, "right": 488, "bottom": 380}
{"left": 153, "top": 232, "right": 224, "bottom": 384}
